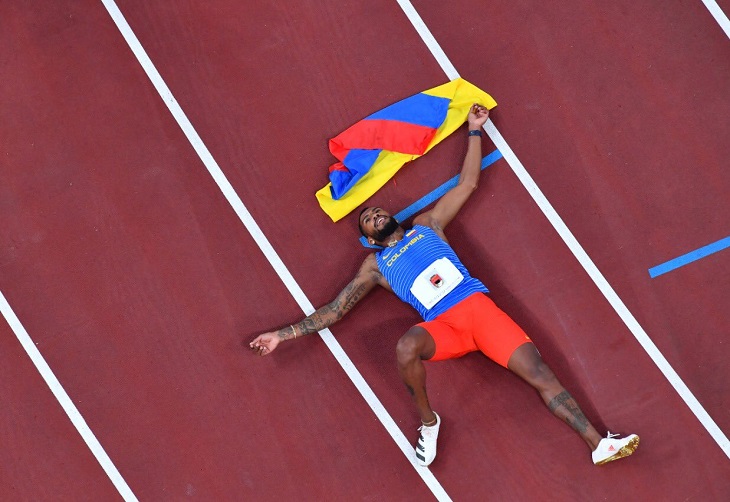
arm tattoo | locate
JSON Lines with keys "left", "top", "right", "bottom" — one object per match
{"left": 547, "top": 390, "right": 590, "bottom": 434}
{"left": 276, "top": 327, "right": 291, "bottom": 341}
{"left": 340, "top": 281, "right": 369, "bottom": 313}
{"left": 294, "top": 278, "right": 370, "bottom": 336}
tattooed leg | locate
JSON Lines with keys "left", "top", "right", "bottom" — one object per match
{"left": 548, "top": 390, "right": 590, "bottom": 434}
{"left": 507, "top": 344, "right": 602, "bottom": 450}
{"left": 396, "top": 326, "right": 437, "bottom": 425}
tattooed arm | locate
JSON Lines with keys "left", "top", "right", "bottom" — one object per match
{"left": 249, "top": 254, "right": 387, "bottom": 356}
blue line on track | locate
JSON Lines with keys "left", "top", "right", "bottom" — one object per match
{"left": 648, "top": 235, "right": 730, "bottom": 278}
{"left": 359, "top": 149, "right": 503, "bottom": 248}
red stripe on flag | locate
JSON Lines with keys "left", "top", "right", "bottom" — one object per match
{"left": 329, "top": 119, "right": 438, "bottom": 159}
{"left": 329, "top": 141, "right": 350, "bottom": 162}
{"left": 328, "top": 162, "right": 349, "bottom": 173}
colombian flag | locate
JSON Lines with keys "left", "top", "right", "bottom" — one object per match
{"left": 316, "top": 78, "right": 496, "bottom": 222}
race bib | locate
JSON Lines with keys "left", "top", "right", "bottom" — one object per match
{"left": 409, "top": 257, "right": 464, "bottom": 310}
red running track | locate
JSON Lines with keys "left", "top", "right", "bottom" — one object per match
{"left": 1, "top": 0, "right": 729, "bottom": 500}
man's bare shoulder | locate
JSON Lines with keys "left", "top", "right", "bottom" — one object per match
{"left": 412, "top": 212, "right": 434, "bottom": 228}
{"left": 360, "top": 252, "right": 380, "bottom": 276}
{"left": 412, "top": 213, "right": 447, "bottom": 242}
{"left": 359, "top": 252, "right": 391, "bottom": 290}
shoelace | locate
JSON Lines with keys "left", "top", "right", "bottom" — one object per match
{"left": 418, "top": 422, "right": 437, "bottom": 437}
{"left": 606, "top": 432, "right": 619, "bottom": 439}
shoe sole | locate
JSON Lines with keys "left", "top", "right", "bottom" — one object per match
{"left": 595, "top": 435, "right": 640, "bottom": 465}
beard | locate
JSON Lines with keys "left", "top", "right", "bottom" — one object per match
{"left": 372, "top": 216, "right": 399, "bottom": 242}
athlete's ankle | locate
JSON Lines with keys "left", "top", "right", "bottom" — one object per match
{"left": 421, "top": 415, "right": 438, "bottom": 427}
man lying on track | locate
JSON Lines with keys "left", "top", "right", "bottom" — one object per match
{"left": 250, "top": 104, "right": 639, "bottom": 467}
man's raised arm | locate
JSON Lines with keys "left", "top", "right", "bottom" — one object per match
{"left": 413, "top": 104, "right": 490, "bottom": 234}
{"left": 249, "top": 254, "right": 384, "bottom": 356}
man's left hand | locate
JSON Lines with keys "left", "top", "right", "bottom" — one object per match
{"left": 468, "top": 104, "right": 489, "bottom": 130}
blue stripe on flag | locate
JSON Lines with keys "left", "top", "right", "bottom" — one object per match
{"left": 331, "top": 149, "right": 383, "bottom": 199}
{"left": 366, "top": 93, "right": 450, "bottom": 129}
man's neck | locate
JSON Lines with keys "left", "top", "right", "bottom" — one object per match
{"left": 380, "top": 227, "right": 405, "bottom": 248}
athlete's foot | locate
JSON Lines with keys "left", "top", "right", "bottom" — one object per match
{"left": 592, "top": 432, "right": 640, "bottom": 465}
{"left": 415, "top": 412, "right": 440, "bottom": 466}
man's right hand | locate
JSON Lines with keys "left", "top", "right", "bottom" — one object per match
{"left": 250, "top": 332, "right": 281, "bottom": 356}
{"left": 248, "top": 256, "right": 382, "bottom": 359}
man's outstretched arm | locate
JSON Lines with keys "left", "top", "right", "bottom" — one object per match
{"left": 249, "top": 254, "right": 385, "bottom": 356}
{"left": 413, "top": 104, "right": 490, "bottom": 235}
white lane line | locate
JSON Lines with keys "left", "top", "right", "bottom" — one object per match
{"left": 395, "top": 0, "right": 730, "bottom": 460}
{"left": 701, "top": 0, "right": 730, "bottom": 39}
{"left": 485, "top": 123, "right": 730, "bottom": 458}
{"left": 99, "top": 0, "right": 452, "bottom": 500}
{"left": 0, "top": 291, "right": 138, "bottom": 501}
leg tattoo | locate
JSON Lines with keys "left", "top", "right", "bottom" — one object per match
{"left": 548, "top": 391, "right": 589, "bottom": 434}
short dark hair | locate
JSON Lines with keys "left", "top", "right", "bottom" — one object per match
{"left": 357, "top": 206, "right": 370, "bottom": 237}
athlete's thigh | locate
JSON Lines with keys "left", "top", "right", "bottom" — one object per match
{"left": 472, "top": 294, "right": 532, "bottom": 368}
{"left": 418, "top": 316, "right": 476, "bottom": 361}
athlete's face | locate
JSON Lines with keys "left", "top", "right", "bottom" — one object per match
{"left": 359, "top": 207, "right": 399, "bottom": 242}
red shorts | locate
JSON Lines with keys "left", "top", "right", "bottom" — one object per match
{"left": 418, "top": 293, "right": 532, "bottom": 368}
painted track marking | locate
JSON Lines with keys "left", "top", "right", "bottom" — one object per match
{"left": 100, "top": 0, "right": 452, "bottom": 500}
{"left": 395, "top": 0, "right": 730, "bottom": 459}
{"left": 0, "top": 292, "right": 138, "bottom": 501}
{"left": 649, "top": 235, "right": 730, "bottom": 278}
{"left": 701, "top": 0, "right": 730, "bottom": 39}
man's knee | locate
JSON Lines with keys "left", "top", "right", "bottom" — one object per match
{"left": 510, "top": 346, "right": 559, "bottom": 388}
{"left": 396, "top": 328, "right": 432, "bottom": 365}
{"left": 523, "top": 359, "right": 559, "bottom": 388}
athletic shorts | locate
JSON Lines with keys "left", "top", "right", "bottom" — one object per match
{"left": 418, "top": 293, "right": 532, "bottom": 368}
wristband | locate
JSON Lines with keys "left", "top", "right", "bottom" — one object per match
{"left": 468, "top": 129, "right": 482, "bottom": 137}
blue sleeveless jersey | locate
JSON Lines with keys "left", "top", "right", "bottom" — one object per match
{"left": 375, "top": 225, "right": 488, "bottom": 321}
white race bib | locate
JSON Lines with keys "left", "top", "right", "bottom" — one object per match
{"left": 409, "top": 257, "right": 464, "bottom": 310}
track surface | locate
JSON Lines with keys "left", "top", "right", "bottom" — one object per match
{"left": 2, "top": 1, "right": 729, "bottom": 500}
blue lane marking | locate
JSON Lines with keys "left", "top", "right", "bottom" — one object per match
{"left": 359, "top": 149, "right": 503, "bottom": 248}
{"left": 648, "top": 235, "right": 730, "bottom": 278}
